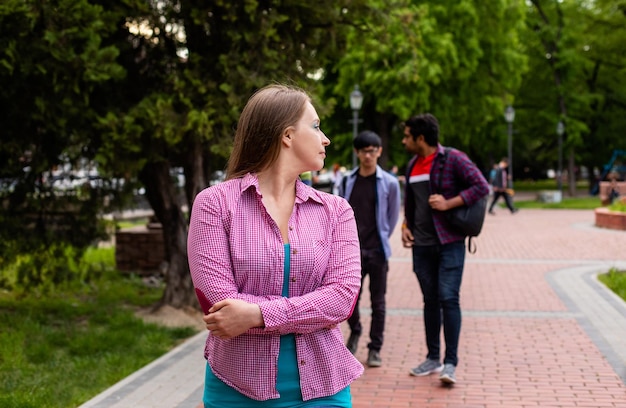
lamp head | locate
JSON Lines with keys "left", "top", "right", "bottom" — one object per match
{"left": 504, "top": 105, "right": 515, "bottom": 123}
{"left": 556, "top": 120, "right": 565, "bottom": 136}
{"left": 350, "top": 85, "right": 363, "bottom": 111}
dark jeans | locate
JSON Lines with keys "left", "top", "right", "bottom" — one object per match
{"left": 489, "top": 190, "right": 515, "bottom": 212}
{"left": 348, "top": 249, "right": 388, "bottom": 352}
{"left": 412, "top": 241, "right": 465, "bottom": 366}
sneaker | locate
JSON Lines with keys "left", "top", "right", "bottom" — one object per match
{"left": 488, "top": 210, "right": 496, "bottom": 215}
{"left": 439, "top": 364, "right": 457, "bottom": 384}
{"left": 346, "top": 332, "right": 360, "bottom": 355}
{"left": 367, "top": 350, "right": 382, "bottom": 367}
{"left": 409, "top": 359, "right": 444, "bottom": 376}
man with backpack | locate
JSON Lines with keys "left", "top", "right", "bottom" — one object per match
{"left": 401, "top": 113, "right": 489, "bottom": 385}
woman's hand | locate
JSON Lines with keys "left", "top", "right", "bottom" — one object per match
{"left": 203, "top": 299, "right": 264, "bottom": 339}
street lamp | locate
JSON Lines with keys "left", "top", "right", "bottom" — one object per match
{"left": 350, "top": 85, "right": 363, "bottom": 169}
{"left": 556, "top": 120, "right": 565, "bottom": 194}
{"left": 504, "top": 105, "right": 515, "bottom": 188}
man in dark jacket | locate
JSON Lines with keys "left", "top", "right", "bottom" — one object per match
{"left": 488, "top": 157, "right": 517, "bottom": 214}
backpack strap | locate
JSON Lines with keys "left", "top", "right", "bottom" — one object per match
{"left": 467, "top": 237, "right": 477, "bottom": 254}
{"left": 436, "top": 147, "right": 450, "bottom": 194}
{"left": 437, "top": 147, "right": 478, "bottom": 254}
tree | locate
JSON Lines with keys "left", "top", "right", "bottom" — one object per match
{"left": 325, "top": 0, "right": 528, "bottom": 173}
{"left": 0, "top": 0, "right": 127, "bottom": 276}
{"left": 516, "top": 0, "right": 626, "bottom": 192}
{"left": 94, "top": 0, "right": 372, "bottom": 309}
{"left": 1, "top": 0, "right": 372, "bottom": 303}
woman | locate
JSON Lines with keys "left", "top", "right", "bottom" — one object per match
{"left": 187, "top": 84, "right": 363, "bottom": 407}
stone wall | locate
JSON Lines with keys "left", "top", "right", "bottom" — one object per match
{"left": 115, "top": 224, "right": 165, "bottom": 274}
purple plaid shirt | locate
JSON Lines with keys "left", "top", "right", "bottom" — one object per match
{"left": 404, "top": 144, "right": 490, "bottom": 244}
{"left": 188, "top": 173, "right": 363, "bottom": 401}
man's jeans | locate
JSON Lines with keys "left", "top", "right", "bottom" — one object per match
{"left": 412, "top": 241, "right": 465, "bottom": 366}
{"left": 348, "top": 249, "right": 388, "bottom": 352}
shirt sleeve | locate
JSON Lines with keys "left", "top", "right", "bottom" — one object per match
{"left": 388, "top": 176, "right": 401, "bottom": 237}
{"left": 187, "top": 187, "right": 282, "bottom": 310}
{"left": 255, "top": 200, "right": 362, "bottom": 335}
{"left": 454, "top": 152, "right": 490, "bottom": 205}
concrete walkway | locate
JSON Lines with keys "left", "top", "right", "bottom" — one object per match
{"left": 79, "top": 206, "right": 626, "bottom": 407}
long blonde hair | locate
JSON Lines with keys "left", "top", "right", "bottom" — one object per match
{"left": 226, "top": 84, "right": 310, "bottom": 180}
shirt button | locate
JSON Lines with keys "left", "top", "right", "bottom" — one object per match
{"left": 291, "top": 277, "right": 296, "bottom": 282}
{"left": 292, "top": 249, "right": 298, "bottom": 254}
{"left": 300, "top": 360, "right": 306, "bottom": 366}
{"left": 289, "top": 226, "right": 293, "bottom": 231}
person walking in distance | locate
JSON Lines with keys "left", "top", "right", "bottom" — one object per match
{"left": 339, "top": 130, "right": 401, "bottom": 368}
{"left": 330, "top": 162, "right": 344, "bottom": 195}
{"left": 400, "top": 113, "right": 489, "bottom": 385}
{"left": 488, "top": 157, "right": 517, "bottom": 214}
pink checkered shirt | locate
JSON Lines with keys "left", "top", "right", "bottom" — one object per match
{"left": 187, "top": 173, "right": 363, "bottom": 401}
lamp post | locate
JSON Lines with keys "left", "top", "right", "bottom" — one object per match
{"left": 556, "top": 120, "right": 565, "bottom": 194}
{"left": 350, "top": 85, "right": 363, "bottom": 169}
{"left": 504, "top": 105, "right": 515, "bottom": 188}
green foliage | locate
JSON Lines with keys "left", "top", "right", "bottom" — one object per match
{"left": 608, "top": 201, "right": 626, "bottom": 213}
{"left": 598, "top": 268, "right": 626, "bottom": 303}
{"left": 0, "top": 0, "right": 124, "bottom": 176}
{"left": 0, "top": 0, "right": 134, "bottom": 265}
{"left": 324, "top": 0, "right": 528, "bottom": 171}
{"left": 0, "top": 190, "right": 111, "bottom": 284}
{"left": 0, "top": 260, "right": 196, "bottom": 408}
{"left": 515, "top": 0, "right": 626, "bottom": 182}
{"left": 0, "top": 244, "right": 114, "bottom": 293}
{"left": 95, "top": 0, "right": 371, "bottom": 177}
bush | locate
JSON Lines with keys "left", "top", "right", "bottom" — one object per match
{"left": 608, "top": 201, "right": 626, "bottom": 213}
{"left": 0, "top": 244, "right": 114, "bottom": 293}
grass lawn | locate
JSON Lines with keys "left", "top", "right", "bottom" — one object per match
{"left": 512, "top": 179, "right": 590, "bottom": 192}
{"left": 514, "top": 195, "right": 601, "bottom": 210}
{"left": 598, "top": 268, "right": 626, "bottom": 303}
{"left": 115, "top": 217, "right": 149, "bottom": 230}
{"left": 0, "top": 247, "right": 197, "bottom": 408}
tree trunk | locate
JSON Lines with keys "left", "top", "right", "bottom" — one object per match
{"left": 568, "top": 149, "right": 577, "bottom": 197}
{"left": 183, "top": 137, "right": 206, "bottom": 210}
{"left": 139, "top": 161, "right": 196, "bottom": 309}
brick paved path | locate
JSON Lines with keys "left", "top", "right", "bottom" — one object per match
{"left": 80, "top": 208, "right": 626, "bottom": 408}
{"left": 347, "top": 209, "right": 626, "bottom": 407}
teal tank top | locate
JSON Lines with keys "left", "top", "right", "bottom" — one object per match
{"left": 203, "top": 244, "right": 351, "bottom": 407}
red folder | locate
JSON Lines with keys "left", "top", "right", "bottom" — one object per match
{"left": 194, "top": 288, "right": 212, "bottom": 314}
